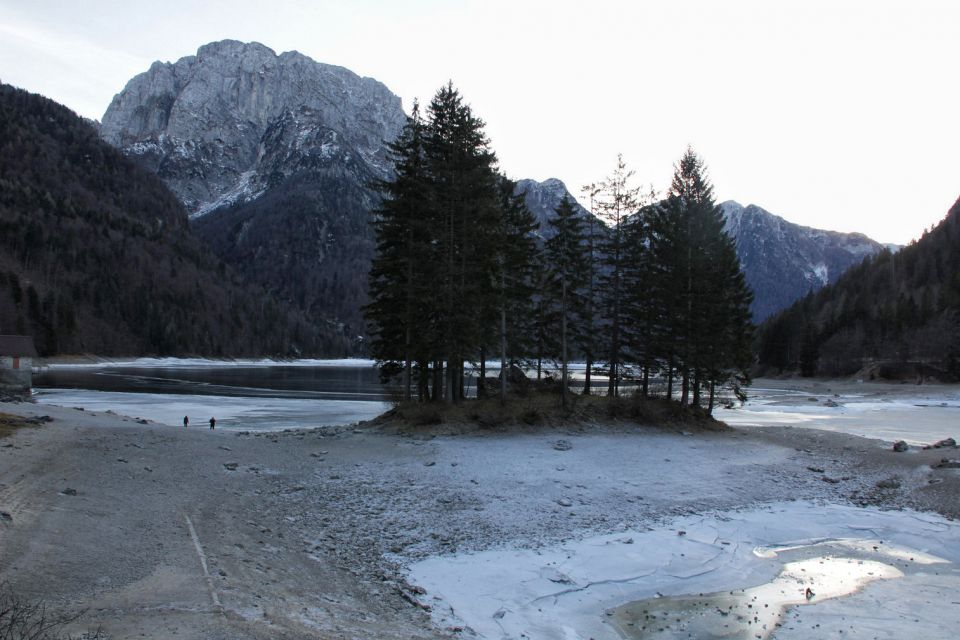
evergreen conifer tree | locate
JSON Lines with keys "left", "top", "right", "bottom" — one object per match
{"left": 593, "top": 155, "right": 642, "bottom": 397}
{"left": 544, "top": 196, "right": 589, "bottom": 408}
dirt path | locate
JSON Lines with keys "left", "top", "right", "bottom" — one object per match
{"left": 1, "top": 399, "right": 957, "bottom": 639}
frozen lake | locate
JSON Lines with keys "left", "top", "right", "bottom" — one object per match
{"left": 715, "top": 382, "right": 960, "bottom": 445}
{"left": 33, "top": 359, "right": 390, "bottom": 430}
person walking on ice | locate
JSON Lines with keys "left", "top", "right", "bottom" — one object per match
{"left": 183, "top": 415, "right": 189, "bottom": 428}
{"left": 209, "top": 417, "right": 216, "bottom": 430}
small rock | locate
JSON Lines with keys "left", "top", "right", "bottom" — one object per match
{"left": 61, "top": 488, "right": 78, "bottom": 496}
{"left": 224, "top": 462, "right": 239, "bottom": 471}
{"left": 807, "top": 466, "right": 825, "bottom": 473}
{"left": 934, "top": 459, "right": 960, "bottom": 469}
{"left": 116, "top": 458, "right": 128, "bottom": 463}
{"left": 893, "top": 440, "right": 909, "bottom": 452}
{"left": 0, "top": 511, "right": 11, "bottom": 522}
{"left": 492, "top": 609, "right": 507, "bottom": 620}
{"left": 553, "top": 440, "right": 573, "bottom": 451}
{"left": 218, "top": 446, "right": 232, "bottom": 451}
{"left": 424, "top": 461, "right": 436, "bottom": 467}
{"left": 933, "top": 437, "right": 957, "bottom": 449}
{"left": 823, "top": 399, "right": 840, "bottom": 407}
{"left": 821, "top": 476, "right": 840, "bottom": 484}
{"left": 556, "top": 498, "right": 573, "bottom": 507}
{"left": 137, "top": 418, "right": 149, "bottom": 424}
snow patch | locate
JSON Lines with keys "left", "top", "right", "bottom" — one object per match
{"left": 192, "top": 170, "right": 265, "bottom": 218}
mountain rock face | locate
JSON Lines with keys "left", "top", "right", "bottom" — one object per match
{"left": 101, "top": 40, "right": 406, "bottom": 217}
{"left": 720, "top": 201, "right": 891, "bottom": 321}
{"left": 514, "top": 178, "right": 595, "bottom": 234}
{"left": 102, "top": 41, "right": 407, "bottom": 339}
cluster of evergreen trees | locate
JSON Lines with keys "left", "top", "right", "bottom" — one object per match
{"left": 365, "top": 83, "right": 753, "bottom": 411}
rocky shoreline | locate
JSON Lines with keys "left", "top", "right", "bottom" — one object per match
{"left": 1, "top": 398, "right": 958, "bottom": 639}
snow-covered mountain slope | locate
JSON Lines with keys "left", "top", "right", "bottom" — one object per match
{"left": 101, "top": 40, "right": 406, "bottom": 218}
{"left": 721, "top": 201, "right": 893, "bottom": 321}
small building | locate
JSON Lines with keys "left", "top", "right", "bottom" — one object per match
{"left": 0, "top": 335, "right": 38, "bottom": 394}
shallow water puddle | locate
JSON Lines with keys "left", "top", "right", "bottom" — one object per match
{"left": 608, "top": 539, "right": 947, "bottom": 640}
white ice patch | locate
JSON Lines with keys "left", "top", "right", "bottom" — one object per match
{"left": 43, "top": 357, "right": 377, "bottom": 369}
{"left": 33, "top": 389, "right": 388, "bottom": 430}
{"left": 717, "top": 386, "right": 960, "bottom": 445}
{"left": 407, "top": 502, "right": 960, "bottom": 640}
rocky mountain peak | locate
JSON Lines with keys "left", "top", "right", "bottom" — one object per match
{"left": 101, "top": 39, "right": 406, "bottom": 217}
{"left": 515, "top": 178, "right": 597, "bottom": 235}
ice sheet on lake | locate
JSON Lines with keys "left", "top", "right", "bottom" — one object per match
{"left": 716, "top": 386, "right": 960, "bottom": 445}
{"left": 407, "top": 502, "right": 960, "bottom": 640}
{"left": 45, "top": 357, "right": 377, "bottom": 369}
{"left": 33, "top": 389, "right": 389, "bottom": 430}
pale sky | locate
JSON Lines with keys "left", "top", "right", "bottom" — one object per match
{"left": 1, "top": 0, "right": 957, "bottom": 244}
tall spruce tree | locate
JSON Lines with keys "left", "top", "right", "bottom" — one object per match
{"left": 366, "top": 103, "right": 431, "bottom": 400}
{"left": 659, "top": 147, "right": 753, "bottom": 409}
{"left": 493, "top": 177, "right": 539, "bottom": 403}
{"left": 579, "top": 183, "right": 604, "bottom": 395}
{"left": 544, "top": 196, "right": 589, "bottom": 408}
{"left": 622, "top": 202, "right": 661, "bottom": 396}
{"left": 423, "top": 82, "right": 501, "bottom": 403}
{"left": 593, "top": 155, "right": 642, "bottom": 397}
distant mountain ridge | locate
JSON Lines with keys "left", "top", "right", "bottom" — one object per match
{"left": 101, "top": 39, "right": 406, "bottom": 218}
{"left": 720, "top": 201, "right": 893, "bottom": 321}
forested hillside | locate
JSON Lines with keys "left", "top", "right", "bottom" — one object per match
{"left": 756, "top": 197, "right": 960, "bottom": 379}
{"left": 0, "top": 84, "right": 351, "bottom": 356}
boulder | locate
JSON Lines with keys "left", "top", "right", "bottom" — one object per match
{"left": 893, "top": 440, "right": 909, "bottom": 452}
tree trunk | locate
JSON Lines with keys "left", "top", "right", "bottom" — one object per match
{"left": 561, "top": 276, "right": 568, "bottom": 410}
{"left": 692, "top": 370, "right": 701, "bottom": 407}
{"left": 500, "top": 297, "right": 507, "bottom": 405}
{"left": 680, "top": 368, "right": 689, "bottom": 405}
{"left": 403, "top": 325, "right": 412, "bottom": 402}
{"left": 641, "top": 363, "right": 649, "bottom": 397}
{"left": 432, "top": 360, "right": 443, "bottom": 402}
{"left": 608, "top": 226, "right": 621, "bottom": 398}
{"left": 584, "top": 354, "right": 592, "bottom": 395}
{"left": 478, "top": 346, "right": 486, "bottom": 399}
{"left": 666, "top": 357, "right": 674, "bottom": 401}
{"left": 707, "top": 380, "right": 716, "bottom": 415}
{"left": 418, "top": 361, "right": 429, "bottom": 403}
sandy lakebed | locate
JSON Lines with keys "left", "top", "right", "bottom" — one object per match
{"left": 2, "top": 378, "right": 960, "bottom": 639}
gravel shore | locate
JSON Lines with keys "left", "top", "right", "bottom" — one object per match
{"left": 1, "top": 394, "right": 958, "bottom": 639}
